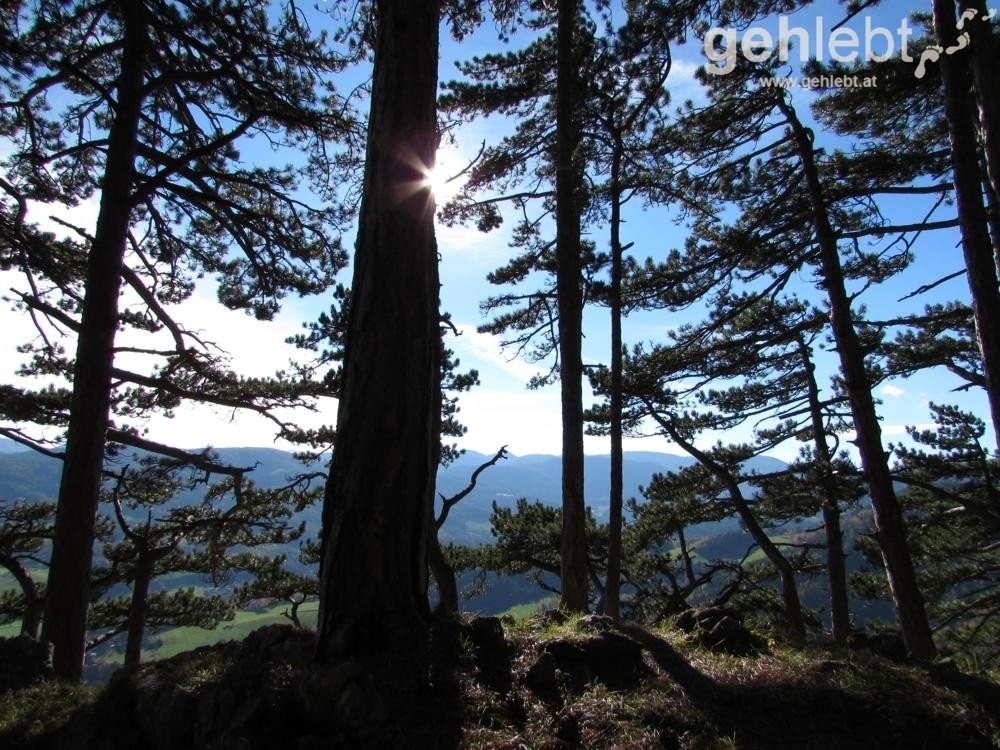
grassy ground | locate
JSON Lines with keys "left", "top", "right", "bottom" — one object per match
{"left": 148, "top": 602, "right": 319, "bottom": 660}
{"left": 2, "top": 612, "right": 999, "bottom": 749}
{"left": 497, "top": 597, "right": 559, "bottom": 622}
{"left": 82, "top": 601, "right": 321, "bottom": 674}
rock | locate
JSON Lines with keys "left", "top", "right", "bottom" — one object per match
{"left": 577, "top": 614, "right": 616, "bottom": 633}
{"left": 581, "top": 632, "right": 647, "bottom": 689}
{"left": 131, "top": 675, "right": 198, "bottom": 750}
{"left": 468, "top": 616, "right": 513, "bottom": 694}
{"left": 848, "top": 632, "right": 908, "bottom": 663}
{"left": 524, "top": 632, "right": 650, "bottom": 699}
{"left": 544, "top": 639, "right": 593, "bottom": 692}
{"left": 0, "top": 634, "right": 54, "bottom": 692}
{"left": 674, "top": 607, "right": 763, "bottom": 656}
{"left": 238, "top": 623, "right": 313, "bottom": 667}
{"left": 469, "top": 616, "right": 506, "bottom": 655}
{"left": 524, "top": 650, "right": 560, "bottom": 702}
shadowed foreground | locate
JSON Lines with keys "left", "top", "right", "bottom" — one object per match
{"left": 1, "top": 615, "right": 998, "bottom": 749}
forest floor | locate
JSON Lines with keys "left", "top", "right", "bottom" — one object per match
{"left": 2, "top": 612, "right": 999, "bottom": 749}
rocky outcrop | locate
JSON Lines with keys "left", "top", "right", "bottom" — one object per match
{"left": 674, "top": 607, "right": 764, "bottom": 656}
{"left": 523, "top": 630, "right": 650, "bottom": 702}
{"left": 0, "top": 635, "right": 54, "bottom": 693}
{"left": 41, "top": 626, "right": 409, "bottom": 750}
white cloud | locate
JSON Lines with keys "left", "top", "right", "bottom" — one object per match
{"left": 451, "top": 323, "right": 552, "bottom": 385}
{"left": 880, "top": 423, "right": 938, "bottom": 436}
{"left": 880, "top": 385, "right": 905, "bottom": 398}
{"left": 26, "top": 196, "right": 101, "bottom": 238}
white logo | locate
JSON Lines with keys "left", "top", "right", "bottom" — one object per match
{"left": 703, "top": 10, "right": 995, "bottom": 79}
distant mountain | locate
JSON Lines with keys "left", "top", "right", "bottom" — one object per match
{"left": 436, "top": 450, "right": 787, "bottom": 544}
{"left": 0, "top": 449, "right": 64, "bottom": 501}
{"left": 0, "top": 438, "right": 32, "bottom": 454}
{"left": 0, "top": 443, "right": 787, "bottom": 545}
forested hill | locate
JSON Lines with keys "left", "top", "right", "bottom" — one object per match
{"left": 0, "top": 440, "right": 784, "bottom": 546}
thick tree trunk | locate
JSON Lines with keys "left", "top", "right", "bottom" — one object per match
{"left": 41, "top": 1, "right": 147, "bottom": 681}
{"left": 604, "top": 139, "right": 625, "bottom": 620}
{"left": 798, "top": 338, "right": 851, "bottom": 644}
{"left": 779, "top": 99, "right": 937, "bottom": 660}
{"left": 315, "top": 0, "right": 441, "bottom": 679}
{"left": 124, "top": 555, "right": 153, "bottom": 670}
{"left": 936, "top": 0, "right": 1000, "bottom": 451}
{"left": 555, "top": 0, "right": 589, "bottom": 614}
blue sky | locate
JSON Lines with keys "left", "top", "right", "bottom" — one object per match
{"left": 1, "top": 0, "right": 992, "bottom": 462}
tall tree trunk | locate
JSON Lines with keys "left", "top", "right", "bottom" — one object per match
{"left": 779, "top": 98, "right": 937, "bottom": 660}
{"left": 41, "top": 1, "right": 147, "bottom": 681}
{"left": 936, "top": 0, "right": 1000, "bottom": 450}
{"left": 124, "top": 554, "right": 153, "bottom": 670}
{"left": 555, "top": 0, "right": 588, "bottom": 613}
{"left": 959, "top": 0, "right": 1000, "bottom": 215}
{"left": 798, "top": 338, "right": 851, "bottom": 644}
{"left": 315, "top": 0, "right": 441, "bottom": 679}
{"left": 604, "top": 138, "right": 625, "bottom": 620}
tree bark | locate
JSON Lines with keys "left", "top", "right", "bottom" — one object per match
{"left": 604, "top": 137, "right": 625, "bottom": 620}
{"left": 41, "top": 0, "right": 147, "bottom": 681}
{"left": 315, "top": 0, "right": 441, "bottom": 679}
{"left": 936, "top": 0, "right": 1000, "bottom": 451}
{"left": 1, "top": 554, "right": 43, "bottom": 638}
{"left": 958, "top": 0, "right": 1000, "bottom": 218}
{"left": 555, "top": 0, "right": 589, "bottom": 613}
{"left": 778, "top": 98, "right": 937, "bottom": 660}
{"left": 124, "top": 554, "right": 153, "bottom": 670}
{"left": 798, "top": 338, "right": 851, "bottom": 644}
{"left": 428, "top": 534, "right": 459, "bottom": 615}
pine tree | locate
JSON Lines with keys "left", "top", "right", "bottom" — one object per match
{"left": 629, "top": 29, "right": 941, "bottom": 655}
{"left": 92, "top": 457, "right": 315, "bottom": 669}
{"left": 0, "top": 0, "right": 353, "bottom": 679}
{"left": 855, "top": 404, "right": 1000, "bottom": 667}
{"left": 931, "top": 0, "right": 1000, "bottom": 449}
{"left": 0, "top": 500, "right": 55, "bottom": 638}
{"left": 315, "top": 0, "right": 442, "bottom": 681}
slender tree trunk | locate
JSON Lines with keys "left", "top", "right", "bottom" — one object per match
{"left": 936, "top": 0, "right": 1000, "bottom": 451}
{"left": 124, "top": 554, "right": 153, "bottom": 670}
{"left": 555, "top": 0, "right": 588, "bottom": 613}
{"left": 315, "top": 0, "right": 441, "bottom": 679}
{"left": 798, "top": 338, "right": 851, "bottom": 644}
{"left": 41, "top": 1, "right": 147, "bottom": 681}
{"left": 21, "top": 596, "right": 43, "bottom": 640}
{"left": 779, "top": 98, "right": 937, "bottom": 660}
{"left": 289, "top": 599, "right": 303, "bottom": 630}
{"left": 658, "top": 419, "right": 805, "bottom": 644}
{"left": 604, "top": 138, "right": 625, "bottom": 620}
{"left": 2, "top": 555, "right": 43, "bottom": 638}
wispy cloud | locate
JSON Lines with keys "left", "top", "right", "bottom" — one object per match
{"left": 451, "top": 323, "right": 552, "bottom": 385}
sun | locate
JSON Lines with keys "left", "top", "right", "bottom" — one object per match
{"left": 423, "top": 148, "right": 467, "bottom": 204}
